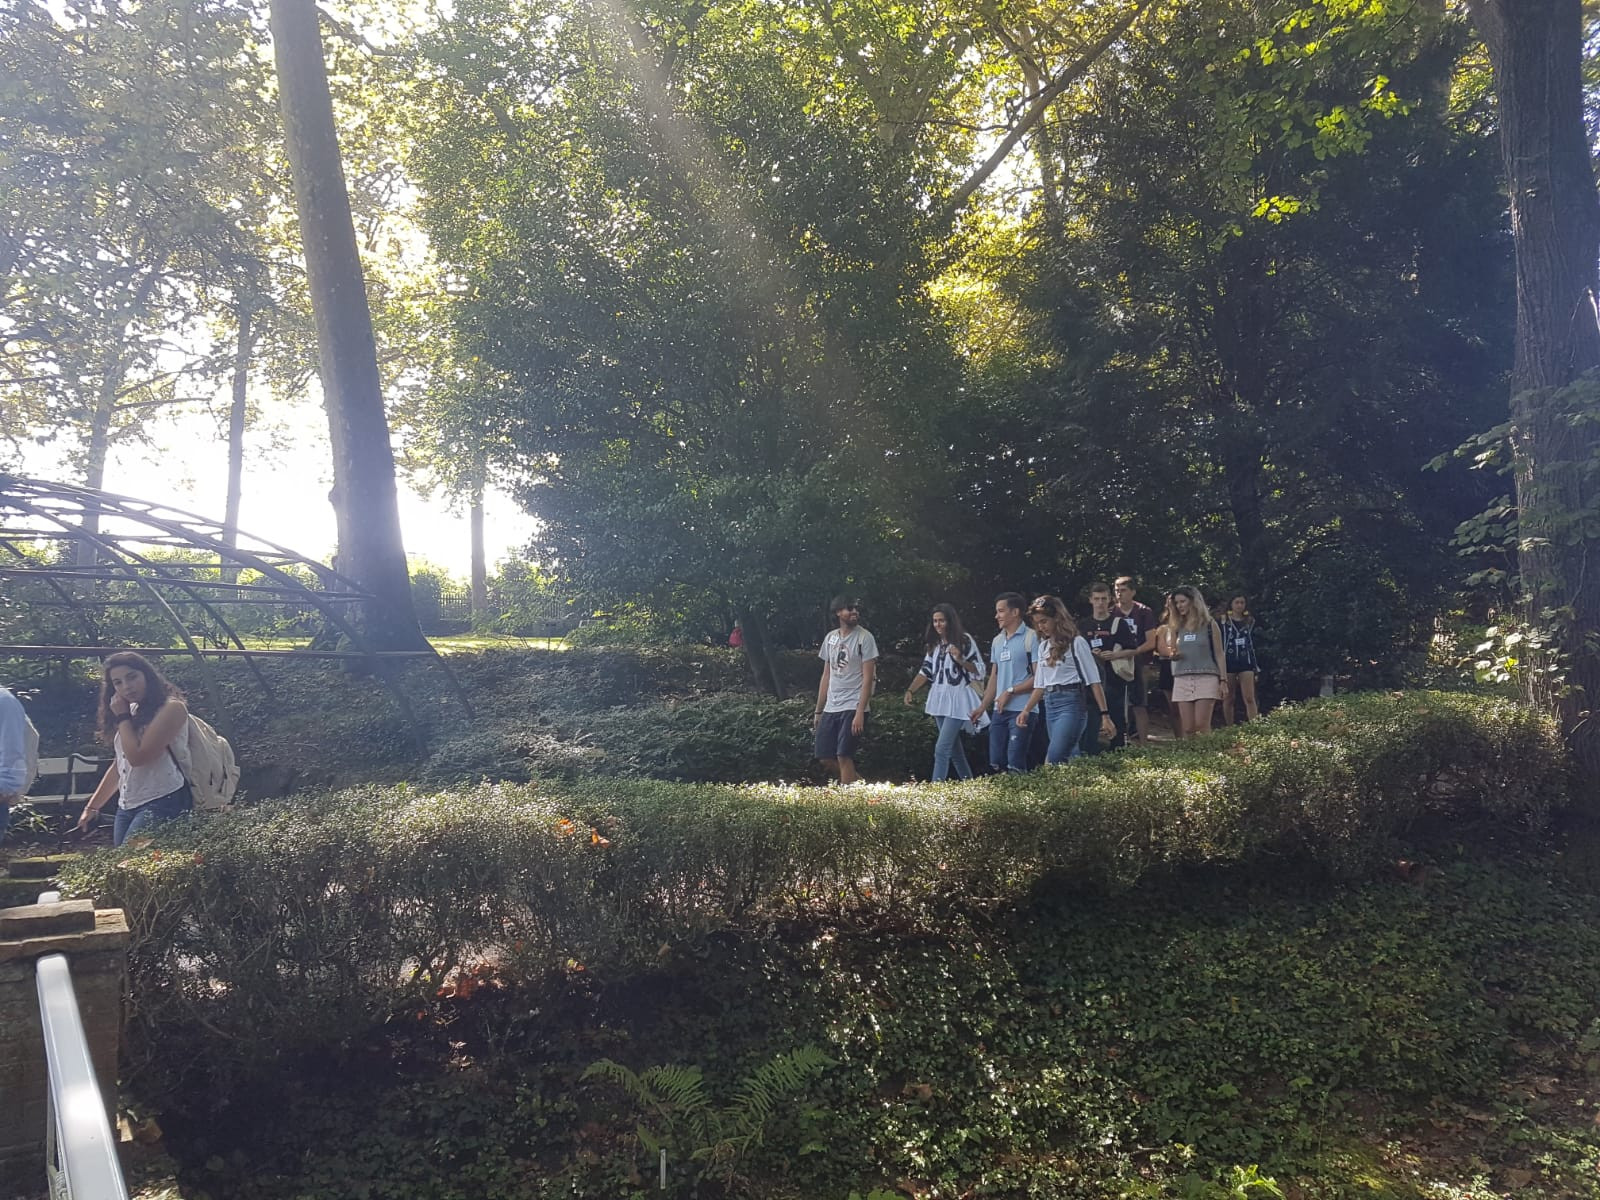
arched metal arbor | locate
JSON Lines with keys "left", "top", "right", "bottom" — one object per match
{"left": 0, "top": 474, "right": 469, "bottom": 743}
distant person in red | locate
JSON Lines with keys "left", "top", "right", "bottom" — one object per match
{"left": 728, "top": 621, "right": 744, "bottom": 649}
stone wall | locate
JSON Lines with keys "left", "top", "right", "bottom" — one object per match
{"left": 0, "top": 898, "right": 129, "bottom": 1191}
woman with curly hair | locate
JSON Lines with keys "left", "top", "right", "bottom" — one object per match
{"left": 904, "top": 602, "right": 987, "bottom": 781}
{"left": 75, "top": 652, "right": 192, "bottom": 846}
{"left": 1017, "top": 595, "right": 1115, "bottom": 764}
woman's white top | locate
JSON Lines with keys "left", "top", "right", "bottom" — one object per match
{"left": 115, "top": 702, "right": 187, "bottom": 809}
{"left": 1031, "top": 636, "right": 1100, "bottom": 689}
{"left": 918, "top": 634, "right": 987, "bottom": 720}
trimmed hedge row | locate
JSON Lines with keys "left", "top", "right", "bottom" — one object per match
{"left": 59, "top": 691, "right": 1563, "bottom": 1103}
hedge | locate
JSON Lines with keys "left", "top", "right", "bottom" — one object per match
{"left": 58, "top": 690, "right": 1563, "bottom": 1103}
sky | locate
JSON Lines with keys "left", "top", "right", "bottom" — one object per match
{"left": 17, "top": 390, "right": 535, "bottom": 580}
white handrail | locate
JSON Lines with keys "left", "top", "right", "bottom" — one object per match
{"left": 34, "top": 889, "right": 128, "bottom": 1200}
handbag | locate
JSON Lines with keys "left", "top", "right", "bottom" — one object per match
{"left": 1109, "top": 618, "right": 1137, "bottom": 682}
{"left": 964, "top": 683, "right": 992, "bottom": 735}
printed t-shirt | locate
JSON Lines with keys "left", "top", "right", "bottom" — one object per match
{"left": 1117, "top": 601, "right": 1157, "bottom": 656}
{"left": 819, "top": 627, "right": 880, "bottom": 713}
{"left": 1082, "top": 614, "right": 1140, "bottom": 685}
{"left": 990, "top": 626, "right": 1036, "bottom": 712}
{"left": 1032, "top": 636, "right": 1101, "bottom": 689}
{"left": 918, "top": 634, "right": 987, "bottom": 720}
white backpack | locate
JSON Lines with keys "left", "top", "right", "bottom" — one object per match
{"left": 168, "top": 715, "right": 239, "bottom": 811}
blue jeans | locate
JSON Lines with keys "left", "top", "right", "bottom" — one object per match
{"left": 1044, "top": 687, "right": 1087, "bottom": 765}
{"left": 988, "top": 707, "right": 1034, "bottom": 773}
{"left": 932, "top": 715, "right": 973, "bottom": 781}
{"left": 113, "top": 785, "right": 193, "bottom": 847}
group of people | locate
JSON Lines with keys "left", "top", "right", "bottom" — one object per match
{"left": 813, "top": 579, "right": 1261, "bottom": 784}
{"left": 0, "top": 652, "right": 196, "bottom": 849}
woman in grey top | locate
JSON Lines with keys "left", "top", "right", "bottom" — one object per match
{"left": 1155, "top": 586, "right": 1227, "bottom": 738}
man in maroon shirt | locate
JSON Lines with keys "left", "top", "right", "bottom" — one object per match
{"left": 1114, "top": 576, "right": 1158, "bottom": 744}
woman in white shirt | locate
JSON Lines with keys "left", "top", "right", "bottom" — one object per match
{"left": 903, "top": 603, "right": 986, "bottom": 781}
{"left": 75, "top": 652, "right": 193, "bottom": 846}
{"left": 1017, "top": 595, "right": 1115, "bottom": 764}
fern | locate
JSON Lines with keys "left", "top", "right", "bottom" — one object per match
{"left": 584, "top": 1045, "right": 833, "bottom": 1184}
{"left": 724, "top": 1045, "right": 833, "bottom": 1135}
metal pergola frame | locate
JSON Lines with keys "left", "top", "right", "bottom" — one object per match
{"left": 0, "top": 474, "right": 471, "bottom": 745}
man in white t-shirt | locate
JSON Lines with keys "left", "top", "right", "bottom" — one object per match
{"left": 0, "top": 685, "right": 30, "bottom": 847}
{"left": 813, "top": 594, "right": 879, "bottom": 784}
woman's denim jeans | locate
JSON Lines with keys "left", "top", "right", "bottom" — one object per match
{"left": 114, "top": 784, "right": 193, "bottom": 847}
{"left": 1043, "top": 687, "right": 1087, "bottom": 765}
{"left": 932, "top": 715, "right": 973, "bottom": 781}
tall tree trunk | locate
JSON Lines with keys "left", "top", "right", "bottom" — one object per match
{"left": 222, "top": 301, "right": 253, "bottom": 586}
{"left": 76, "top": 343, "right": 122, "bottom": 566}
{"left": 267, "top": 0, "right": 425, "bottom": 650}
{"left": 736, "top": 608, "right": 785, "bottom": 699}
{"left": 469, "top": 483, "right": 488, "bottom": 619}
{"left": 1469, "top": 0, "right": 1600, "bottom": 781}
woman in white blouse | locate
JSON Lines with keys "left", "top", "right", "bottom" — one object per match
{"left": 1017, "top": 595, "right": 1115, "bottom": 764}
{"left": 903, "top": 603, "right": 986, "bottom": 781}
{"left": 75, "top": 652, "right": 193, "bottom": 846}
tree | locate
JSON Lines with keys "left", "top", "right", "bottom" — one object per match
{"left": 267, "top": 0, "right": 425, "bottom": 649}
{"left": 0, "top": 2, "right": 273, "bottom": 558}
{"left": 406, "top": 0, "right": 977, "bottom": 686}
{"left": 960, "top": 0, "right": 1514, "bottom": 677}
{"left": 1464, "top": 0, "right": 1600, "bottom": 777}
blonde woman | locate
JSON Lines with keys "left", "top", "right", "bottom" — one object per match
{"left": 1017, "top": 596, "right": 1115, "bottom": 764}
{"left": 1157, "top": 586, "right": 1227, "bottom": 739}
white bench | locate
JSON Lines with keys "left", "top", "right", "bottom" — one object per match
{"left": 21, "top": 755, "right": 108, "bottom": 817}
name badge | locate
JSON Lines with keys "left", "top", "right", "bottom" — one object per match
{"left": 998, "top": 647, "right": 1012, "bottom": 662}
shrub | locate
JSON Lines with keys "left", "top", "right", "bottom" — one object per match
{"left": 58, "top": 691, "right": 1563, "bottom": 1106}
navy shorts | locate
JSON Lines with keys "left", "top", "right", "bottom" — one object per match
{"left": 815, "top": 709, "right": 867, "bottom": 760}
{"left": 1127, "top": 661, "right": 1149, "bottom": 707}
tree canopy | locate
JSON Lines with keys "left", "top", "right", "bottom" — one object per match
{"left": 5, "top": 0, "right": 1588, "bottom": 690}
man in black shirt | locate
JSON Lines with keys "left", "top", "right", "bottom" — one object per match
{"left": 1081, "top": 581, "right": 1141, "bottom": 754}
{"left": 1114, "top": 576, "right": 1158, "bottom": 743}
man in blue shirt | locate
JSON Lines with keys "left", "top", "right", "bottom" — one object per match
{"left": 970, "top": 592, "right": 1043, "bottom": 773}
{"left": 0, "top": 685, "right": 31, "bottom": 847}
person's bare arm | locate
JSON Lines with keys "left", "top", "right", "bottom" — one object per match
{"left": 814, "top": 663, "right": 830, "bottom": 728}
{"left": 853, "top": 660, "right": 876, "bottom": 735}
{"left": 117, "top": 698, "right": 188, "bottom": 767}
{"left": 972, "top": 668, "right": 998, "bottom": 723}
{"left": 75, "top": 759, "right": 120, "bottom": 832}
{"left": 1090, "top": 682, "right": 1114, "bottom": 737}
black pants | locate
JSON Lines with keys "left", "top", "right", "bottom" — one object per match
{"left": 1080, "top": 674, "right": 1130, "bottom": 756}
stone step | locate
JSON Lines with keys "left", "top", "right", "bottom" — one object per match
{"left": 0, "top": 876, "right": 46, "bottom": 909}
{"left": 7, "top": 855, "right": 82, "bottom": 881}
